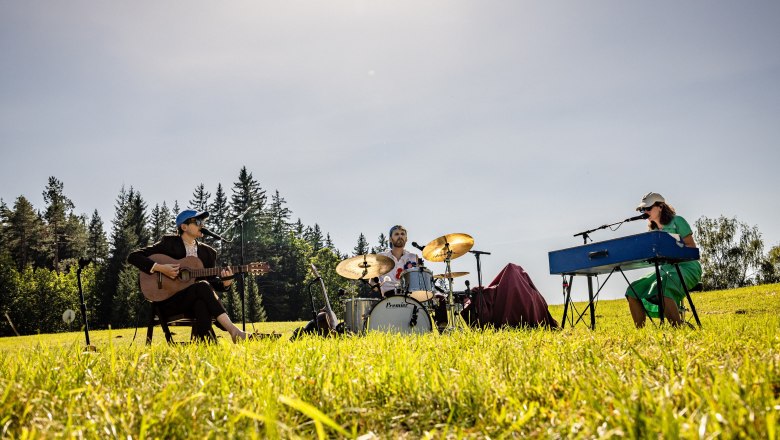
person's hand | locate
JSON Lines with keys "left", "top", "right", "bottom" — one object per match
{"left": 221, "top": 267, "right": 234, "bottom": 288}
{"left": 157, "top": 264, "right": 180, "bottom": 279}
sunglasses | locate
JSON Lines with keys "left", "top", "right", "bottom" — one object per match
{"left": 640, "top": 206, "right": 655, "bottom": 213}
{"left": 186, "top": 218, "right": 205, "bottom": 226}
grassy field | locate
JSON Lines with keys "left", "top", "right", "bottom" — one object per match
{"left": 1, "top": 284, "right": 778, "bottom": 439}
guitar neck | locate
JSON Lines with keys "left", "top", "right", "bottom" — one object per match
{"left": 190, "top": 265, "right": 252, "bottom": 278}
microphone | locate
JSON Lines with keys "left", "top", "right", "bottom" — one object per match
{"left": 624, "top": 213, "right": 650, "bottom": 222}
{"left": 201, "top": 228, "right": 230, "bottom": 242}
{"left": 411, "top": 241, "right": 425, "bottom": 252}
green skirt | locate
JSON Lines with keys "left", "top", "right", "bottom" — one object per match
{"left": 625, "top": 261, "right": 701, "bottom": 318}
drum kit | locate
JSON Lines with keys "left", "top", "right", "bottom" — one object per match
{"left": 335, "top": 232, "right": 477, "bottom": 335}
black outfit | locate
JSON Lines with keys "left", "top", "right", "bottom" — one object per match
{"left": 128, "top": 235, "right": 229, "bottom": 342}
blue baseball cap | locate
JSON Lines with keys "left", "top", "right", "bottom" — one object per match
{"left": 176, "top": 210, "right": 209, "bottom": 227}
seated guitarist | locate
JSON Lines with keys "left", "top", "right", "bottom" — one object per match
{"left": 128, "top": 209, "right": 252, "bottom": 343}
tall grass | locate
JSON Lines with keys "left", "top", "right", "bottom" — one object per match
{"left": 1, "top": 284, "right": 778, "bottom": 438}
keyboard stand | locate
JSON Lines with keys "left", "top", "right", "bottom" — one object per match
{"left": 560, "top": 260, "right": 702, "bottom": 329}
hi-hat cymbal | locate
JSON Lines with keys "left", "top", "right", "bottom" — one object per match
{"left": 422, "top": 233, "right": 474, "bottom": 262}
{"left": 433, "top": 271, "right": 470, "bottom": 280}
{"left": 336, "top": 254, "right": 394, "bottom": 280}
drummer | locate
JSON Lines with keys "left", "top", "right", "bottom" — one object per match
{"left": 374, "top": 225, "right": 420, "bottom": 297}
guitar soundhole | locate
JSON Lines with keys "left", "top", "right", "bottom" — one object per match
{"left": 179, "top": 270, "right": 191, "bottom": 281}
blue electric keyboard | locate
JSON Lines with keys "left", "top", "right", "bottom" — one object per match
{"left": 548, "top": 231, "right": 700, "bottom": 276}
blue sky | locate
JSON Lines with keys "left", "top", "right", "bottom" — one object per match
{"left": 2, "top": 1, "right": 779, "bottom": 307}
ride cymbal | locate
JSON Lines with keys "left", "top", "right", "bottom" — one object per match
{"left": 432, "top": 271, "right": 470, "bottom": 280}
{"left": 422, "top": 233, "right": 474, "bottom": 262}
{"left": 335, "top": 254, "right": 394, "bottom": 280}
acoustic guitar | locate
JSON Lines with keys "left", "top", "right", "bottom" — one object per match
{"left": 310, "top": 263, "right": 338, "bottom": 334}
{"left": 139, "top": 254, "right": 270, "bottom": 302}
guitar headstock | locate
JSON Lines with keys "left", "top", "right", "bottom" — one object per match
{"left": 247, "top": 262, "right": 271, "bottom": 275}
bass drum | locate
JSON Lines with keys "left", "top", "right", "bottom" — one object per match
{"left": 366, "top": 296, "right": 432, "bottom": 335}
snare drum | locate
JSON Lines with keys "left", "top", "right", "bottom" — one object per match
{"left": 344, "top": 298, "right": 379, "bottom": 333}
{"left": 400, "top": 267, "right": 435, "bottom": 302}
{"left": 367, "top": 296, "right": 433, "bottom": 334}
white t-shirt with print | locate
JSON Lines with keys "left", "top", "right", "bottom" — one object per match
{"left": 378, "top": 248, "right": 419, "bottom": 294}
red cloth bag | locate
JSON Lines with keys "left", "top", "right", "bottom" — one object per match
{"left": 464, "top": 263, "right": 558, "bottom": 329}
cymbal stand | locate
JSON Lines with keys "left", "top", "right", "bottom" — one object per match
{"left": 442, "top": 242, "right": 467, "bottom": 332}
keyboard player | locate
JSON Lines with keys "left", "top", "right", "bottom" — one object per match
{"left": 626, "top": 192, "right": 702, "bottom": 327}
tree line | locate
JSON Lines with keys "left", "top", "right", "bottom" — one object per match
{"left": 0, "top": 168, "right": 390, "bottom": 336}
{"left": 1, "top": 172, "right": 778, "bottom": 336}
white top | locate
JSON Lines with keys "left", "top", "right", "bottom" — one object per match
{"left": 378, "top": 248, "right": 419, "bottom": 294}
{"left": 184, "top": 240, "right": 198, "bottom": 257}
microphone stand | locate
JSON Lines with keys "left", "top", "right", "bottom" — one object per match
{"left": 218, "top": 206, "right": 252, "bottom": 331}
{"left": 566, "top": 229, "right": 598, "bottom": 330}
{"left": 468, "top": 250, "right": 490, "bottom": 327}
{"left": 566, "top": 215, "right": 646, "bottom": 330}
{"left": 76, "top": 258, "right": 97, "bottom": 352}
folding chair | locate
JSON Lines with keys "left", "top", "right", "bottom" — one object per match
{"left": 145, "top": 301, "right": 216, "bottom": 344}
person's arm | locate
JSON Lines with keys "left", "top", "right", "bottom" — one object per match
{"left": 682, "top": 234, "right": 696, "bottom": 248}
{"left": 127, "top": 238, "right": 180, "bottom": 278}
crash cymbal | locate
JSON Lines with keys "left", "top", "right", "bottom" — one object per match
{"left": 422, "top": 233, "right": 474, "bottom": 262}
{"left": 433, "top": 271, "right": 470, "bottom": 280}
{"left": 336, "top": 254, "right": 394, "bottom": 280}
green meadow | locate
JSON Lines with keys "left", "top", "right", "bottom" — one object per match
{"left": 1, "top": 284, "right": 778, "bottom": 439}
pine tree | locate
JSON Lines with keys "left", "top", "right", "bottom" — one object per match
{"left": 148, "top": 204, "right": 166, "bottom": 242}
{"left": 245, "top": 275, "right": 267, "bottom": 323}
{"left": 221, "top": 284, "right": 241, "bottom": 322}
{"left": 158, "top": 202, "right": 172, "bottom": 236}
{"left": 98, "top": 186, "right": 149, "bottom": 327}
{"left": 86, "top": 210, "right": 109, "bottom": 262}
{"left": 83, "top": 209, "right": 108, "bottom": 321}
{"left": 129, "top": 192, "right": 150, "bottom": 248}
{"left": 0, "top": 199, "right": 9, "bottom": 255}
{"left": 230, "top": 167, "right": 267, "bottom": 251}
{"left": 325, "top": 233, "right": 336, "bottom": 250}
{"left": 225, "top": 167, "right": 275, "bottom": 318}
{"left": 5, "top": 196, "right": 46, "bottom": 270}
{"left": 305, "top": 224, "right": 324, "bottom": 252}
{"left": 371, "top": 233, "right": 388, "bottom": 254}
{"left": 353, "top": 233, "right": 369, "bottom": 256}
{"left": 228, "top": 166, "right": 268, "bottom": 265}
{"left": 189, "top": 183, "right": 211, "bottom": 212}
{"left": 209, "top": 184, "right": 229, "bottom": 238}
{"left": 294, "top": 219, "right": 305, "bottom": 238}
{"left": 61, "top": 213, "right": 88, "bottom": 268}
{"left": 268, "top": 190, "right": 291, "bottom": 238}
{"left": 42, "top": 177, "right": 75, "bottom": 272}
{"left": 230, "top": 167, "right": 267, "bottom": 219}
{"left": 170, "top": 201, "right": 180, "bottom": 233}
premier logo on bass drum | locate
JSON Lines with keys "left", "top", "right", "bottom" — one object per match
{"left": 386, "top": 303, "right": 410, "bottom": 308}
